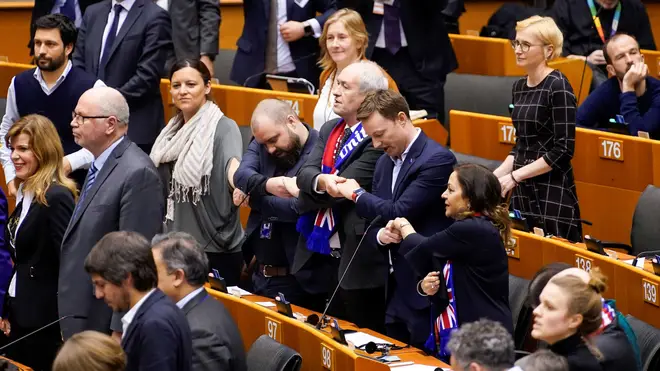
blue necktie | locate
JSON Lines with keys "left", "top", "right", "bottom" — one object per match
{"left": 384, "top": 0, "right": 401, "bottom": 55}
{"left": 72, "top": 163, "right": 98, "bottom": 220}
{"left": 99, "top": 4, "right": 123, "bottom": 73}
{"left": 59, "top": 0, "right": 76, "bottom": 22}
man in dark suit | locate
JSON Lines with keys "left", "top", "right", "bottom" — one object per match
{"left": 73, "top": 0, "right": 173, "bottom": 154}
{"left": 292, "top": 61, "right": 386, "bottom": 332}
{"left": 84, "top": 231, "right": 192, "bottom": 371}
{"left": 152, "top": 232, "right": 247, "bottom": 371}
{"left": 58, "top": 87, "right": 164, "bottom": 339}
{"left": 335, "top": 89, "right": 456, "bottom": 348}
{"left": 233, "top": 99, "right": 319, "bottom": 305}
{"left": 230, "top": 0, "right": 336, "bottom": 89}
{"left": 342, "top": 0, "right": 457, "bottom": 123}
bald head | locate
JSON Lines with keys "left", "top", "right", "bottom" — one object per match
{"left": 250, "top": 99, "right": 298, "bottom": 130}
{"left": 73, "top": 87, "right": 129, "bottom": 157}
{"left": 80, "top": 87, "right": 130, "bottom": 126}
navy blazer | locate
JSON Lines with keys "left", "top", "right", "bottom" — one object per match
{"left": 354, "top": 131, "right": 455, "bottom": 344}
{"left": 73, "top": 0, "right": 173, "bottom": 145}
{"left": 230, "top": 0, "right": 336, "bottom": 88}
{"left": 234, "top": 125, "right": 319, "bottom": 265}
{"left": 122, "top": 289, "right": 192, "bottom": 371}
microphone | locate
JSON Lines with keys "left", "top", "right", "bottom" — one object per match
{"left": 316, "top": 215, "right": 382, "bottom": 330}
{"left": 576, "top": 3, "right": 606, "bottom": 104}
{"left": 0, "top": 315, "right": 88, "bottom": 353}
{"left": 631, "top": 250, "right": 660, "bottom": 268}
{"left": 511, "top": 210, "right": 593, "bottom": 226}
{"left": 242, "top": 51, "right": 319, "bottom": 89}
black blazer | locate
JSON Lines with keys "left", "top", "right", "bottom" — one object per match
{"left": 181, "top": 289, "right": 247, "bottom": 371}
{"left": 403, "top": 216, "right": 514, "bottom": 334}
{"left": 549, "top": 333, "right": 604, "bottom": 371}
{"left": 28, "top": 0, "right": 103, "bottom": 53}
{"left": 73, "top": 0, "right": 173, "bottom": 145}
{"left": 3, "top": 184, "right": 74, "bottom": 328}
{"left": 342, "top": 0, "right": 457, "bottom": 79}
{"left": 292, "top": 118, "right": 385, "bottom": 292}
{"left": 122, "top": 289, "right": 192, "bottom": 371}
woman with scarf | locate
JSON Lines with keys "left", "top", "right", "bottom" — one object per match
{"left": 151, "top": 59, "right": 244, "bottom": 286}
{"left": 386, "top": 164, "right": 513, "bottom": 361}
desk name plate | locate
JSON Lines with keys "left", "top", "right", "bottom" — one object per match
{"left": 498, "top": 122, "right": 516, "bottom": 144}
{"left": 265, "top": 317, "right": 282, "bottom": 342}
{"left": 643, "top": 279, "right": 659, "bottom": 307}
{"left": 321, "top": 343, "right": 335, "bottom": 370}
{"left": 575, "top": 254, "right": 594, "bottom": 272}
{"left": 506, "top": 236, "right": 520, "bottom": 259}
{"left": 598, "top": 137, "right": 624, "bottom": 162}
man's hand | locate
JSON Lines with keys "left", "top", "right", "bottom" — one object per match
{"left": 0, "top": 317, "right": 10, "bottom": 336}
{"left": 622, "top": 62, "right": 649, "bottom": 93}
{"left": 7, "top": 178, "right": 19, "bottom": 197}
{"left": 62, "top": 157, "right": 72, "bottom": 176}
{"left": 266, "top": 176, "right": 294, "bottom": 198}
{"left": 233, "top": 188, "right": 249, "bottom": 206}
{"left": 317, "top": 174, "right": 346, "bottom": 197}
{"left": 280, "top": 21, "right": 305, "bottom": 42}
{"left": 200, "top": 55, "right": 215, "bottom": 78}
{"left": 282, "top": 177, "right": 300, "bottom": 198}
{"left": 336, "top": 178, "right": 361, "bottom": 200}
{"left": 377, "top": 223, "right": 402, "bottom": 245}
{"left": 586, "top": 50, "right": 606, "bottom": 65}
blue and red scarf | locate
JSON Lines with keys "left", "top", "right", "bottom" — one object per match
{"left": 296, "top": 120, "right": 368, "bottom": 255}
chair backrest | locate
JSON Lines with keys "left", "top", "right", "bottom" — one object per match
{"left": 246, "top": 335, "right": 302, "bottom": 371}
{"left": 631, "top": 185, "right": 660, "bottom": 256}
{"left": 509, "top": 275, "right": 532, "bottom": 349}
{"left": 625, "top": 315, "right": 660, "bottom": 371}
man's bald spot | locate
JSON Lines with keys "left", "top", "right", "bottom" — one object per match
{"left": 80, "top": 86, "right": 130, "bottom": 126}
{"left": 251, "top": 99, "right": 297, "bottom": 130}
{"left": 81, "top": 86, "right": 124, "bottom": 104}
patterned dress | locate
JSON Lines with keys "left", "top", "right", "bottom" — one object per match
{"left": 510, "top": 70, "right": 582, "bottom": 242}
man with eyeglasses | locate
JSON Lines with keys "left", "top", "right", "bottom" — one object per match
{"left": 0, "top": 14, "right": 104, "bottom": 193}
{"left": 59, "top": 86, "right": 164, "bottom": 340}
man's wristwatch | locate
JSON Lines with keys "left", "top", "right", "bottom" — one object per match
{"left": 303, "top": 21, "right": 314, "bottom": 37}
{"left": 352, "top": 187, "right": 366, "bottom": 202}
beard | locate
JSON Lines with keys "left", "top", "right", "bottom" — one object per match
{"left": 36, "top": 52, "right": 66, "bottom": 72}
{"left": 272, "top": 131, "right": 303, "bottom": 168}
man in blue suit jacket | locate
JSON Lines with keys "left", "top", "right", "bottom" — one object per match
{"left": 73, "top": 0, "right": 173, "bottom": 154}
{"left": 337, "top": 90, "right": 456, "bottom": 348}
{"left": 84, "top": 231, "right": 192, "bottom": 371}
{"left": 233, "top": 99, "right": 319, "bottom": 305}
{"left": 230, "top": 0, "right": 336, "bottom": 89}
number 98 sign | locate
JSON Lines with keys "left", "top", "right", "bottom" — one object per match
{"left": 321, "top": 344, "right": 334, "bottom": 370}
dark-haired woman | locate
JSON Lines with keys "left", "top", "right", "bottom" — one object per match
{"left": 150, "top": 59, "right": 244, "bottom": 286}
{"left": 387, "top": 164, "right": 513, "bottom": 359}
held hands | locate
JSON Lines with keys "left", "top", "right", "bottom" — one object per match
{"left": 282, "top": 176, "right": 300, "bottom": 198}
{"left": 233, "top": 188, "right": 249, "bottom": 206}
{"left": 266, "top": 176, "right": 295, "bottom": 198}
{"left": 280, "top": 21, "right": 305, "bottom": 42}
{"left": 622, "top": 61, "right": 649, "bottom": 93}
{"left": 377, "top": 220, "right": 403, "bottom": 245}
{"left": 421, "top": 271, "right": 442, "bottom": 296}
{"left": 336, "top": 178, "right": 361, "bottom": 200}
{"left": 317, "top": 174, "right": 346, "bottom": 197}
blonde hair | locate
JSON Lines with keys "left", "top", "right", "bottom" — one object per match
{"left": 6, "top": 114, "right": 78, "bottom": 205}
{"left": 515, "top": 16, "right": 564, "bottom": 60}
{"left": 318, "top": 9, "right": 368, "bottom": 77}
{"left": 550, "top": 268, "right": 608, "bottom": 336}
{"left": 53, "top": 331, "right": 126, "bottom": 371}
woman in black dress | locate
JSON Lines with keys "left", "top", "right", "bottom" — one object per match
{"left": 494, "top": 16, "right": 582, "bottom": 242}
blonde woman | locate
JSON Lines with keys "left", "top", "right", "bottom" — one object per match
{"left": 494, "top": 16, "right": 582, "bottom": 242}
{"left": 53, "top": 331, "right": 126, "bottom": 371}
{"left": 0, "top": 114, "right": 76, "bottom": 370}
{"left": 313, "top": 8, "right": 398, "bottom": 129}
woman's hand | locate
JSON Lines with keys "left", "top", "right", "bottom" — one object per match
{"left": 0, "top": 318, "right": 11, "bottom": 336}
{"left": 391, "top": 217, "right": 416, "bottom": 238}
{"left": 421, "top": 271, "right": 442, "bottom": 296}
{"left": 498, "top": 173, "right": 518, "bottom": 197}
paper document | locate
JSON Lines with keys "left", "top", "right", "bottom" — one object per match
{"left": 228, "top": 286, "right": 252, "bottom": 296}
{"left": 345, "top": 332, "right": 391, "bottom": 348}
{"left": 622, "top": 257, "right": 645, "bottom": 268}
{"left": 389, "top": 364, "right": 447, "bottom": 371}
{"left": 255, "top": 301, "right": 276, "bottom": 308}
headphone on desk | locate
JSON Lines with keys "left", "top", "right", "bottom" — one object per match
{"left": 357, "top": 341, "right": 408, "bottom": 356}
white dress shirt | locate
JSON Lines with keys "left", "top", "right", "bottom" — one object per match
{"left": 176, "top": 287, "right": 205, "bottom": 309}
{"left": 121, "top": 288, "right": 156, "bottom": 335}
{"left": 0, "top": 60, "right": 104, "bottom": 184}
{"left": 7, "top": 185, "right": 34, "bottom": 298}
{"left": 155, "top": 0, "right": 168, "bottom": 11}
{"left": 273, "top": 0, "right": 322, "bottom": 74}
{"left": 99, "top": 0, "right": 137, "bottom": 64}
{"left": 312, "top": 73, "right": 340, "bottom": 130}
{"left": 51, "top": 0, "right": 83, "bottom": 28}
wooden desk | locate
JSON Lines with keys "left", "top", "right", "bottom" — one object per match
{"left": 448, "top": 34, "right": 593, "bottom": 105}
{"left": 0, "top": 356, "right": 31, "bottom": 370}
{"left": 508, "top": 230, "right": 660, "bottom": 329}
{"left": 209, "top": 289, "right": 449, "bottom": 371}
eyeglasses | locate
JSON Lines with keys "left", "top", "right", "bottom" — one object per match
{"left": 510, "top": 40, "right": 546, "bottom": 53}
{"left": 71, "top": 112, "right": 110, "bottom": 124}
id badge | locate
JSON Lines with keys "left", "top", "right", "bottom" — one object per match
{"left": 260, "top": 222, "right": 272, "bottom": 239}
{"left": 372, "top": 1, "right": 384, "bottom": 15}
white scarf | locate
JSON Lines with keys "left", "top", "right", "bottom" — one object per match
{"left": 150, "top": 101, "right": 223, "bottom": 205}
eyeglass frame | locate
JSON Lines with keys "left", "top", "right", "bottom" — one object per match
{"left": 510, "top": 39, "right": 547, "bottom": 53}
{"left": 71, "top": 111, "right": 111, "bottom": 125}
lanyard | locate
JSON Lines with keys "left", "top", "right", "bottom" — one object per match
{"left": 586, "top": 0, "right": 622, "bottom": 44}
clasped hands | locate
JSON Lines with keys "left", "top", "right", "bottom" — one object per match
{"left": 232, "top": 176, "right": 300, "bottom": 206}
{"left": 316, "top": 174, "right": 362, "bottom": 199}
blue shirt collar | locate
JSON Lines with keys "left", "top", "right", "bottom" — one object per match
{"left": 94, "top": 136, "right": 124, "bottom": 171}
{"left": 176, "top": 287, "right": 205, "bottom": 309}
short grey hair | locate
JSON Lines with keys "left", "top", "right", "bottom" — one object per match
{"left": 352, "top": 60, "right": 388, "bottom": 94}
{"left": 95, "top": 87, "right": 130, "bottom": 126}
{"left": 151, "top": 232, "right": 209, "bottom": 287}
{"left": 515, "top": 350, "right": 569, "bottom": 371}
{"left": 446, "top": 319, "right": 515, "bottom": 371}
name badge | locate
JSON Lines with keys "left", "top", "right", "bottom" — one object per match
{"left": 373, "top": 2, "right": 384, "bottom": 15}
{"left": 260, "top": 222, "right": 272, "bottom": 239}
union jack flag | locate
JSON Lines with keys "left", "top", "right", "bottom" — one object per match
{"left": 427, "top": 260, "right": 458, "bottom": 359}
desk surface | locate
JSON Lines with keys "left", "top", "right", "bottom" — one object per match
{"left": 209, "top": 289, "right": 449, "bottom": 371}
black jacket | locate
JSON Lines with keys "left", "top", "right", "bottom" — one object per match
{"left": 549, "top": 333, "right": 604, "bottom": 371}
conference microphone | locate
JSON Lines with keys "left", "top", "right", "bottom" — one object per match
{"left": 576, "top": 3, "right": 606, "bottom": 104}
{"left": 242, "top": 51, "right": 319, "bottom": 90}
{"left": 316, "top": 215, "right": 383, "bottom": 330}
{"left": 0, "top": 315, "right": 88, "bottom": 353}
{"left": 631, "top": 250, "right": 660, "bottom": 269}
{"left": 511, "top": 210, "right": 593, "bottom": 226}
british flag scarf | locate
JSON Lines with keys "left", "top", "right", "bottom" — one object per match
{"left": 296, "top": 120, "right": 367, "bottom": 255}
{"left": 425, "top": 259, "right": 458, "bottom": 359}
